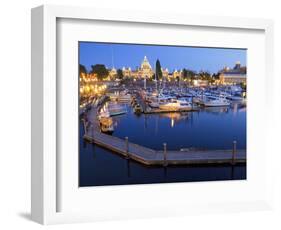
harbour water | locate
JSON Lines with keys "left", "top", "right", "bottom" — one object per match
{"left": 79, "top": 102, "right": 246, "bottom": 187}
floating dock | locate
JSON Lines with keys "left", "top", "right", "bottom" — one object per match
{"left": 83, "top": 106, "right": 246, "bottom": 166}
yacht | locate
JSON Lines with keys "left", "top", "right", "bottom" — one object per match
{"left": 159, "top": 99, "right": 193, "bottom": 111}
{"left": 177, "top": 99, "right": 193, "bottom": 110}
{"left": 203, "top": 97, "right": 230, "bottom": 107}
{"left": 108, "top": 103, "right": 127, "bottom": 116}
{"left": 134, "top": 104, "right": 142, "bottom": 114}
{"left": 98, "top": 110, "right": 110, "bottom": 119}
{"left": 118, "top": 94, "right": 131, "bottom": 103}
{"left": 149, "top": 101, "right": 160, "bottom": 108}
{"left": 99, "top": 117, "right": 114, "bottom": 134}
{"left": 159, "top": 101, "right": 179, "bottom": 110}
{"left": 193, "top": 95, "right": 208, "bottom": 105}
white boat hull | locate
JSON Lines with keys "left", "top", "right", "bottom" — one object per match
{"left": 204, "top": 102, "right": 230, "bottom": 107}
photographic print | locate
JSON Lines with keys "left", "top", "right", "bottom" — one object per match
{"left": 79, "top": 42, "right": 246, "bottom": 187}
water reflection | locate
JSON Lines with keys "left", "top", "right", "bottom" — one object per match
{"left": 158, "top": 113, "right": 189, "bottom": 128}
{"left": 126, "top": 159, "right": 131, "bottom": 178}
{"left": 79, "top": 136, "right": 246, "bottom": 187}
{"left": 110, "top": 102, "right": 246, "bottom": 151}
{"left": 203, "top": 106, "right": 229, "bottom": 114}
{"left": 79, "top": 101, "right": 246, "bottom": 186}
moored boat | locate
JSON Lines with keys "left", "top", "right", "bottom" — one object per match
{"left": 98, "top": 110, "right": 110, "bottom": 119}
{"left": 108, "top": 103, "right": 127, "bottom": 116}
{"left": 134, "top": 104, "right": 142, "bottom": 114}
{"left": 203, "top": 97, "right": 230, "bottom": 107}
{"left": 99, "top": 117, "right": 114, "bottom": 134}
{"left": 118, "top": 93, "right": 131, "bottom": 103}
{"left": 149, "top": 101, "right": 160, "bottom": 108}
{"left": 159, "top": 99, "right": 193, "bottom": 111}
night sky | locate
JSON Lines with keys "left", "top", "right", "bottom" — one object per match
{"left": 79, "top": 42, "right": 246, "bottom": 74}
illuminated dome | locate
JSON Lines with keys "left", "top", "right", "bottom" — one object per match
{"left": 141, "top": 56, "right": 152, "bottom": 70}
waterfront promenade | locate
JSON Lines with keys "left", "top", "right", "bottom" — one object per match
{"left": 83, "top": 105, "right": 246, "bottom": 166}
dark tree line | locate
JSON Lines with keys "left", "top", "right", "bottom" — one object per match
{"left": 117, "top": 69, "right": 123, "bottom": 79}
{"left": 79, "top": 64, "right": 87, "bottom": 74}
{"left": 90, "top": 64, "right": 109, "bottom": 80}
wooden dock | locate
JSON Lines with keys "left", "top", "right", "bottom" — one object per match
{"left": 83, "top": 106, "right": 246, "bottom": 166}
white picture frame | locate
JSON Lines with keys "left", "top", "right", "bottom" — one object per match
{"left": 31, "top": 4, "right": 274, "bottom": 225}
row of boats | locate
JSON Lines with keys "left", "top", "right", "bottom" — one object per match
{"left": 143, "top": 87, "right": 246, "bottom": 110}
{"left": 96, "top": 85, "right": 246, "bottom": 133}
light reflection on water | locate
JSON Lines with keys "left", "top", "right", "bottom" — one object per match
{"left": 79, "top": 102, "right": 246, "bottom": 187}
{"left": 110, "top": 102, "right": 246, "bottom": 151}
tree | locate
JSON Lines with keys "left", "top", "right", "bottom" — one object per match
{"left": 198, "top": 71, "right": 211, "bottom": 80}
{"left": 117, "top": 69, "right": 124, "bottom": 80}
{"left": 155, "top": 59, "right": 163, "bottom": 80}
{"left": 181, "top": 68, "right": 196, "bottom": 82}
{"left": 212, "top": 72, "right": 220, "bottom": 80}
{"left": 79, "top": 64, "right": 87, "bottom": 74}
{"left": 182, "top": 68, "right": 188, "bottom": 78}
{"left": 90, "top": 64, "right": 109, "bottom": 80}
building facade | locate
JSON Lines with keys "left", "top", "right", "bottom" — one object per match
{"left": 139, "top": 56, "right": 154, "bottom": 79}
{"left": 122, "top": 67, "right": 131, "bottom": 78}
{"left": 109, "top": 68, "right": 117, "bottom": 79}
{"left": 108, "top": 56, "right": 187, "bottom": 81}
{"left": 219, "top": 62, "right": 247, "bottom": 85}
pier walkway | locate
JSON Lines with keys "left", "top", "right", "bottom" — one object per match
{"left": 83, "top": 106, "right": 246, "bottom": 166}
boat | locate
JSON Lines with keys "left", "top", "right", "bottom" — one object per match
{"left": 108, "top": 103, "right": 127, "bottom": 116}
{"left": 228, "top": 95, "right": 244, "bottom": 101}
{"left": 149, "top": 101, "right": 160, "bottom": 108}
{"left": 118, "top": 92, "right": 131, "bottom": 103}
{"left": 176, "top": 99, "right": 193, "bottom": 110}
{"left": 99, "top": 117, "right": 114, "bottom": 134}
{"left": 159, "top": 101, "right": 180, "bottom": 110}
{"left": 158, "top": 93, "right": 175, "bottom": 101}
{"left": 106, "top": 92, "right": 119, "bottom": 101}
{"left": 98, "top": 110, "right": 110, "bottom": 119}
{"left": 131, "top": 99, "right": 137, "bottom": 107}
{"left": 193, "top": 95, "right": 208, "bottom": 105}
{"left": 203, "top": 97, "right": 230, "bottom": 107}
{"left": 134, "top": 104, "right": 142, "bottom": 114}
{"left": 159, "top": 99, "right": 193, "bottom": 111}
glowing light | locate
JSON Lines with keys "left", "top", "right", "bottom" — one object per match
{"left": 171, "top": 118, "right": 174, "bottom": 128}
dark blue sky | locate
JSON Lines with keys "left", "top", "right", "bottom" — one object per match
{"left": 79, "top": 42, "right": 246, "bottom": 74}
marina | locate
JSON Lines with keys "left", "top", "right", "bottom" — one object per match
{"left": 79, "top": 43, "right": 247, "bottom": 186}
{"left": 81, "top": 85, "right": 246, "bottom": 166}
{"left": 79, "top": 94, "right": 246, "bottom": 186}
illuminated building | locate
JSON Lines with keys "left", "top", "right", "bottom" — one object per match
{"left": 139, "top": 56, "right": 153, "bottom": 79}
{"left": 219, "top": 62, "right": 247, "bottom": 85}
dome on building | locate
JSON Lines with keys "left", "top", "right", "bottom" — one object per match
{"left": 141, "top": 56, "right": 152, "bottom": 70}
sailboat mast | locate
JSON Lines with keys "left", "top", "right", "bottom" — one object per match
{"left": 155, "top": 60, "right": 158, "bottom": 94}
{"left": 111, "top": 46, "right": 114, "bottom": 69}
